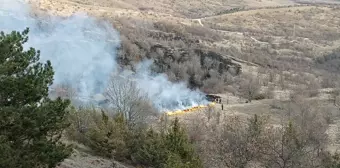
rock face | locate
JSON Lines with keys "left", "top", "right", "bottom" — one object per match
{"left": 194, "top": 49, "right": 242, "bottom": 75}
{"left": 148, "top": 43, "right": 241, "bottom": 75}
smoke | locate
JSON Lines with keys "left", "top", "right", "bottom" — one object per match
{"left": 0, "top": 0, "right": 208, "bottom": 112}
{"left": 0, "top": 0, "right": 119, "bottom": 101}
{"left": 126, "top": 60, "right": 208, "bottom": 111}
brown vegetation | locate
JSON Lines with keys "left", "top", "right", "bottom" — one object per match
{"left": 27, "top": 1, "right": 340, "bottom": 167}
{"left": 31, "top": 0, "right": 340, "bottom": 96}
{"left": 182, "top": 95, "right": 339, "bottom": 168}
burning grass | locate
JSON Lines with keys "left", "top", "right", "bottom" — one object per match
{"left": 165, "top": 102, "right": 216, "bottom": 116}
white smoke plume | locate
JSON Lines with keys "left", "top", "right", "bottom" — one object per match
{"left": 0, "top": 0, "right": 208, "bottom": 112}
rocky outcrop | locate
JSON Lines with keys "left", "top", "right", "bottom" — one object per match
{"left": 148, "top": 43, "right": 241, "bottom": 75}
{"left": 194, "top": 49, "right": 242, "bottom": 74}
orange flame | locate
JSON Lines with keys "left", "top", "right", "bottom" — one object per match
{"left": 165, "top": 102, "right": 216, "bottom": 116}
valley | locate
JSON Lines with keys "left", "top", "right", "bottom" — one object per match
{"left": 20, "top": 0, "right": 340, "bottom": 167}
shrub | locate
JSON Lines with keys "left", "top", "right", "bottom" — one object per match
{"left": 66, "top": 108, "right": 129, "bottom": 160}
{"left": 253, "top": 93, "right": 266, "bottom": 100}
{"left": 66, "top": 106, "right": 94, "bottom": 144}
{"left": 130, "top": 117, "right": 202, "bottom": 168}
{"left": 163, "top": 118, "right": 202, "bottom": 168}
{"left": 66, "top": 108, "right": 202, "bottom": 168}
{"left": 131, "top": 129, "right": 168, "bottom": 167}
{"left": 238, "top": 75, "right": 261, "bottom": 102}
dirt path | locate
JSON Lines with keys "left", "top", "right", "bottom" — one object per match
{"left": 192, "top": 18, "right": 204, "bottom": 26}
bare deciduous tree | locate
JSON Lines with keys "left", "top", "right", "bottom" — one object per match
{"left": 187, "top": 96, "right": 331, "bottom": 168}
{"left": 262, "top": 98, "right": 330, "bottom": 168}
{"left": 50, "top": 83, "right": 77, "bottom": 100}
{"left": 105, "top": 75, "right": 157, "bottom": 127}
{"left": 238, "top": 75, "right": 261, "bottom": 102}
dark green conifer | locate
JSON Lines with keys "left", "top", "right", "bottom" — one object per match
{"left": 0, "top": 28, "right": 71, "bottom": 168}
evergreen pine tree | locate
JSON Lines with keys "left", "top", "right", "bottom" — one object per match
{"left": 0, "top": 28, "right": 71, "bottom": 168}
{"left": 164, "top": 117, "right": 203, "bottom": 168}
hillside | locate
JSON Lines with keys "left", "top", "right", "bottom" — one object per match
{"left": 30, "top": 0, "right": 340, "bottom": 18}
{"left": 22, "top": 0, "right": 340, "bottom": 167}
{"left": 29, "top": 0, "right": 340, "bottom": 87}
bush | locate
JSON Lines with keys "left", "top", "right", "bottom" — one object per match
{"left": 163, "top": 118, "right": 202, "bottom": 168}
{"left": 66, "top": 108, "right": 129, "bottom": 160}
{"left": 128, "top": 117, "right": 202, "bottom": 168}
{"left": 131, "top": 129, "right": 168, "bottom": 167}
{"left": 66, "top": 106, "right": 94, "bottom": 143}
{"left": 66, "top": 108, "right": 202, "bottom": 168}
{"left": 86, "top": 112, "right": 129, "bottom": 160}
{"left": 253, "top": 93, "right": 266, "bottom": 100}
{"left": 238, "top": 75, "right": 261, "bottom": 102}
{"left": 202, "top": 76, "right": 225, "bottom": 94}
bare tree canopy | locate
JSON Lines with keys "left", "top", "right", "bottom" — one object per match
{"left": 238, "top": 74, "right": 261, "bottom": 102}
{"left": 105, "top": 75, "right": 157, "bottom": 126}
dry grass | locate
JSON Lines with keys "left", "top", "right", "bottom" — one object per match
{"left": 30, "top": 0, "right": 340, "bottom": 19}
{"left": 33, "top": 0, "right": 298, "bottom": 18}
{"left": 29, "top": 0, "right": 340, "bottom": 66}
{"left": 204, "top": 6, "right": 340, "bottom": 58}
